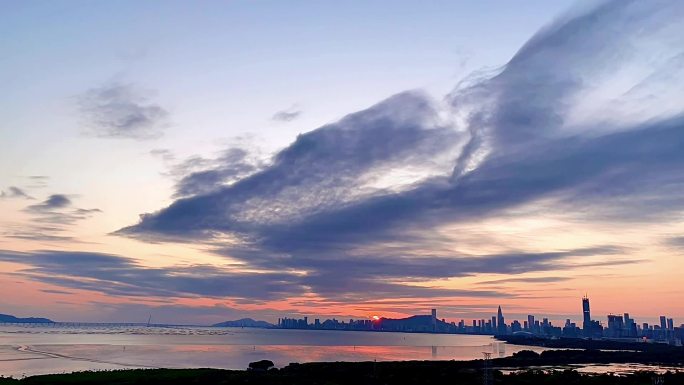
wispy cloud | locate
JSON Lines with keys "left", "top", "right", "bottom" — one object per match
{"left": 14, "top": 194, "right": 101, "bottom": 242}
{"left": 0, "top": 186, "right": 33, "bottom": 200}
{"left": 0, "top": 249, "right": 307, "bottom": 300}
{"left": 26, "top": 176, "right": 49, "bottom": 189}
{"left": 77, "top": 83, "right": 169, "bottom": 139}
{"left": 272, "top": 107, "right": 302, "bottom": 122}
{"left": 0, "top": 248, "right": 629, "bottom": 303}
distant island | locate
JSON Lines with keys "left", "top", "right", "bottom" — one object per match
{"left": 0, "top": 313, "right": 53, "bottom": 323}
{"left": 212, "top": 318, "right": 274, "bottom": 328}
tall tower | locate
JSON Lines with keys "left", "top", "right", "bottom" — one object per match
{"left": 482, "top": 352, "right": 492, "bottom": 385}
{"left": 431, "top": 308, "right": 437, "bottom": 331}
{"left": 582, "top": 295, "right": 591, "bottom": 337}
{"left": 497, "top": 306, "right": 505, "bottom": 335}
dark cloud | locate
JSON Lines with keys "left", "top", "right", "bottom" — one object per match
{"left": 151, "top": 147, "right": 266, "bottom": 199}
{"left": 16, "top": 194, "right": 101, "bottom": 242}
{"left": 78, "top": 83, "right": 169, "bottom": 139}
{"left": 272, "top": 108, "right": 302, "bottom": 122}
{"left": 665, "top": 237, "right": 684, "bottom": 249}
{"left": 173, "top": 148, "right": 261, "bottom": 198}
{"left": 24, "top": 194, "right": 102, "bottom": 224}
{"left": 115, "top": 1, "right": 679, "bottom": 301}
{"left": 119, "top": 91, "right": 461, "bottom": 240}
{"left": 0, "top": 186, "right": 33, "bottom": 199}
{"left": 27, "top": 194, "right": 71, "bottom": 211}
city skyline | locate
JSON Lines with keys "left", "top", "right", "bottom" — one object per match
{"left": 273, "top": 297, "right": 683, "bottom": 346}
{"left": 2, "top": 0, "right": 684, "bottom": 325}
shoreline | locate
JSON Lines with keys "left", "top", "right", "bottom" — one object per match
{"left": 1, "top": 351, "right": 683, "bottom": 385}
{"left": 496, "top": 334, "right": 683, "bottom": 352}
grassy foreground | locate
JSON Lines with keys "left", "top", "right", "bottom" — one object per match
{"left": 0, "top": 362, "right": 682, "bottom": 385}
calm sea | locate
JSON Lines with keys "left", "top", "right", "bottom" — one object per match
{"left": 0, "top": 324, "right": 679, "bottom": 377}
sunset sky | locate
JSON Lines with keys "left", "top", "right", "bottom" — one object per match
{"left": 1, "top": 0, "right": 683, "bottom": 325}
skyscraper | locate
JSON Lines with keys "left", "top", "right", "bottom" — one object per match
{"left": 431, "top": 308, "right": 437, "bottom": 331}
{"left": 497, "top": 306, "right": 506, "bottom": 335}
{"left": 582, "top": 296, "right": 591, "bottom": 337}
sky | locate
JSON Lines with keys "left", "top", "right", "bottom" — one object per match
{"left": 1, "top": 0, "right": 683, "bottom": 326}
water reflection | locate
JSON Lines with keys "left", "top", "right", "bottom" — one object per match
{"left": 3, "top": 324, "right": 671, "bottom": 378}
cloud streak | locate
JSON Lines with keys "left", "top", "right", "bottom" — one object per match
{"left": 0, "top": 249, "right": 577, "bottom": 301}
{"left": 0, "top": 186, "right": 33, "bottom": 200}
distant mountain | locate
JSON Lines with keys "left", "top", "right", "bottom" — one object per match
{"left": 212, "top": 318, "right": 273, "bottom": 328}
{"left": 377, "top": 315, "right": 450, "bottom": 332}
{"left": 0, "top": 313, "right": 53, "bottom": 323}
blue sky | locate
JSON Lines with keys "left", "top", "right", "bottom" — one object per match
{"left": 1, "top": 0, "right": 577, "bottom": 226}
{"left": 2, "top": 0, "right": 577, "bottom": 152}
{"left": 1, "top": 0, "right": 684, "bottom": 325}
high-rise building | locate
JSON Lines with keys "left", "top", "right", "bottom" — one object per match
{"left": 497, "top": 306, "right": 506, "bottom": 335}
{"left": 582, "top": 296, "right": 592, "bottom": 337}
{"left": 431, "top": 309, "right": 437, "bottom": 331}
{"left": 607, "top": 314, "right": 624, "bottom": 338}
{"left": 659, "top": 316, "right": 668, "bottom": 340}
{"left": 511, "top": 320, "right": 522, "bottom": 333}
{"left": 527, "top": 315, "right": 535, "bottom": 333}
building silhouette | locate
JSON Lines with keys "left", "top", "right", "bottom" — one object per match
{"left": 496, "top": 306, "right": 506, "bottom": 335}
{"left": 431, "top": 309, "right": 437, "bottom": 332}
{"left": 273, "top": 301, "right": 682, "bottom": 346}
{"left": 582, "top": 295, "right": 592, "bottom": 337}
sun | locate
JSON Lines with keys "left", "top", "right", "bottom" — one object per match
{"left": 372, "top": 315, "right": 380, "bottom": 321}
